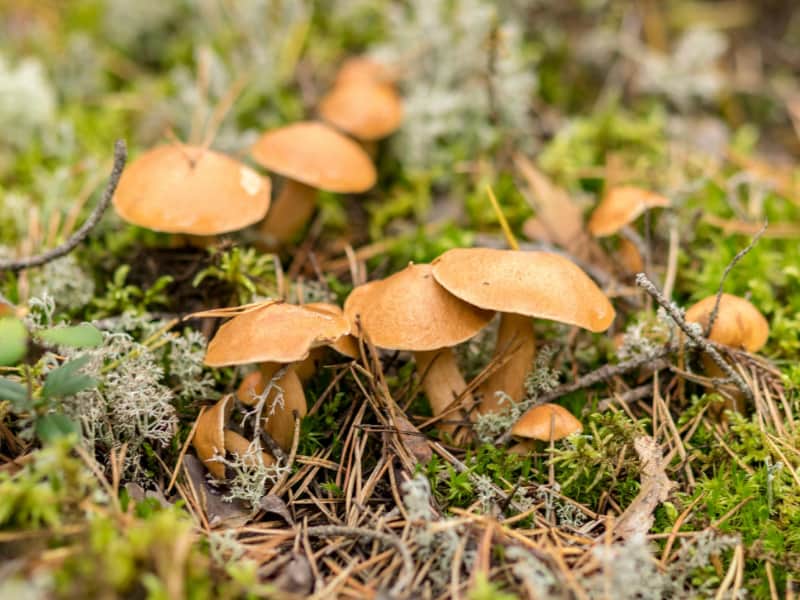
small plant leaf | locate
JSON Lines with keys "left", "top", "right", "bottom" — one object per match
{"left": 38, "top": 324, "right": 103, "bottom": 348}
{"left": 35, "top": 413, "right": 79, "bottom": 443}
{"left": 0, "top": 317, "right": 28, "bottom": 366}
{"left": 42, "top": 355, "right": 97, "bottom": 399}
{"left": 0, "top": 378, "right": 29, "bottom": 409}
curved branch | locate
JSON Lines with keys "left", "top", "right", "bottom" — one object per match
{"left": 0, "top": 140, "right": 127, "bottom": 273}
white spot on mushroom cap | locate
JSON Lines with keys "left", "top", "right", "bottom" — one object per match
{"left": 239, "top": 166, "right": 262, "bottom": 196}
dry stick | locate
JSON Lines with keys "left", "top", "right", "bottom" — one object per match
{"left": 705, "top": 221, "right": 767, "bottom": 336}
{"left": 0, "top": 140, "right": 127, "bottom": 273}
{"left": 635, "top": 273, "right": 753, "bottom": 403}
{"left": 304, "top": 525, "right": 414, "bottom": 598}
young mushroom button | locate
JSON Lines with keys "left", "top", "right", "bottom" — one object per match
{"left": 685, "top": 293, "right": 769, "bottom": 353}
{"left": 344, "top": 263, "right": 493, "bottom": 440}
{"left": 319, "top": 79, "right": 403, "bottom": 142}
{"left": 685, "top": 293, "right": 769, "bottom": 414}
{"left": 112, "top": 144, "right": 271, "bottom": 239}
{"left": 203, "top": 301, "right": 352, "bottom": 451}
{"left": 431, "top": 249, "right": 615, "bottom": 414}
{"left": 250, "top": 121, "right": 377, "bottom": 245}
{"left": 510, "top": 403, "right": 583, "bottom": 454}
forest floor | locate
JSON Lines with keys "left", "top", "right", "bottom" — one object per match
{"left": 2, "top": 1, "right": 800, "bottom": 598}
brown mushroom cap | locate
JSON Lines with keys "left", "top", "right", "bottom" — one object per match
{"left": 192, "top": 396, "right": 232, "bottom": 479}
{"left": 685, "top": 293, "right": 769, "bottom": 352}
{"left": 319, "top": 81, "right": 403, "bottom": 141}
{"left": 511, "top": 403, "right": 583, "bottom": 441}
{"left": 204, "top": 301, "right": 352, "bottom": 367}
{"left": 113, "top": 144, "right": 271, "bottom": 235}
{"left": 344, "top": 263, "right": 493, "bottom": 351}
{"left": 250, "top": 122, "right": 376, "bottom": 193}
{"left": 587, "top": 186, "right": 670, "bottom": 237}
{"left": 303, "top": 303, "right": 359, "bottom": 358}
{"left": 431, "top": 248, "right": 615, "bottom": 332}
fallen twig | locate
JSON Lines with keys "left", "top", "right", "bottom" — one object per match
{"left": 0, "top": 140, "right": 127, "bottom": 273}
{"left": 706, "top": 221, "right": 766, "bottom": 336}
{"left": 635, "top": 273, "right": 753, "bottom": 402}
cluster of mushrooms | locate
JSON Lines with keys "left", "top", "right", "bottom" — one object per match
{"left": 111, "top": 57, "right": 402, "bottom": 247}
{"left": 188, "top": 236, "right": 771, "bottom": 481}
{"left": 191, "top": 247, "right": 620, "bottom": 476}
{"left": 104, "top": 54, "right": 772, "bottom": 480}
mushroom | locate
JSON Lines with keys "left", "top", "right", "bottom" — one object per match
{"left": 318, "top": 78, "right": 402, "bottom": 143}
{"left": 344, "top": 263, "right": 493, "bottom": 439}
{"left": 250, "top": 121, "right": 376, "bottom": 245}
{"left": 510, "top": 403, "right": 583, "bottom": 453}
{"left": 431, "top": 249, "right": 615, "bottom": 414}
{"left": 587, "top": 186, "right": 669, "bottom": 275}
{"left": 204, "top": 301, "right": 352, "bottom": 450}
{"left": 292, "top": 303, "right": 359, "bottom": 382}
{"left": 192, "top": 395, "right": 233, "bottom": 479}
{"left": 112, "top": 144, "right": 271, "bottom": 243}
{"left": 685, "top": 293, "right": 768, "bottom": 413}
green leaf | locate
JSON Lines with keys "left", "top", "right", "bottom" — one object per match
{"left": 0, "top": 378, "right": 29, "bottom": 409}
{"left": 42, "top": 355, "right": 97, "bottom": 399}
{"left": 0, "top": 317, "right": 27, "bottom": 366}
{"left": 38, "top": 324, "right": 103, "bottom": 348}
{"left": 35, "top": 414, "right": 79, "bottom": 443}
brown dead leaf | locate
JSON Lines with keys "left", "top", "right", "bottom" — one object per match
{"left": 183, "top": 455, "right": 252, "bottom": 528}
{"left": 614, "top": 436, "right": 675, "bottom": 540}
{"left": 259, "top": 494, "right": 294, "bottom": 525}
{"left": 391, "top": 414, "right": 432, "bottom": 464}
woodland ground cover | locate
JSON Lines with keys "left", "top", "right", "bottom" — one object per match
{"left": 2, "top": 1, "right": 800, "bottom": 598}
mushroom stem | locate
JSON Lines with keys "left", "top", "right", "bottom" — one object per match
{"left": 237, "top": 363, "right": 307, "bottom": 452}
{"left": 414, "top": 349, "right": 471, "bottom": 438}
{"left": 361, "top": 139, "right": 378, "bottom": 158}
{"left": 259, "top": 179, "right": 318, "bottom": 245}
{"left": 479, "top": 313, "right": 536, "bottom": 413}
{"left": 294, "top": 348, "right": 325, "bottom": 383}
{"left": 701, "top": 355, "right": 744, "bottom": 418}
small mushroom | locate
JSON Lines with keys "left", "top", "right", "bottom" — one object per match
{"left": 510, "top": 403, "right": 583, "bottom": 453}
{"left": 344, "top": 263, "right": 493, "bottom": 439}
{"left": 250, "top": 121, "right": 376, "bottom": 245}
{"left": 587, "top": 186, "right": 669, "bottom": 276}
{"left": 113, "top": 144, "right": 271, "bottom": 242}
{"left": 318, "top": 79, "right": 402, "bottom": 143}
{"left": 587, "top": 186, "right": 670, "bottom": 237}
{"left": 192, "top": 395, "right": 233, "bottom": 479}
{"left": 204, "top": 301, "right": 352, "bottom": 451}
{"left": 685, "top": 293, "right": 769, "bottom": 352}
{"left": 685, "top": 293, "right": 768, "bottom": 413}
{"left": 431, "top": 249, "right": 615, "bottom": 414}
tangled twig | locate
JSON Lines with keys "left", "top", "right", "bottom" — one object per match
{"left": 0, "top": 140, "right": 127, "bottom": 273}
